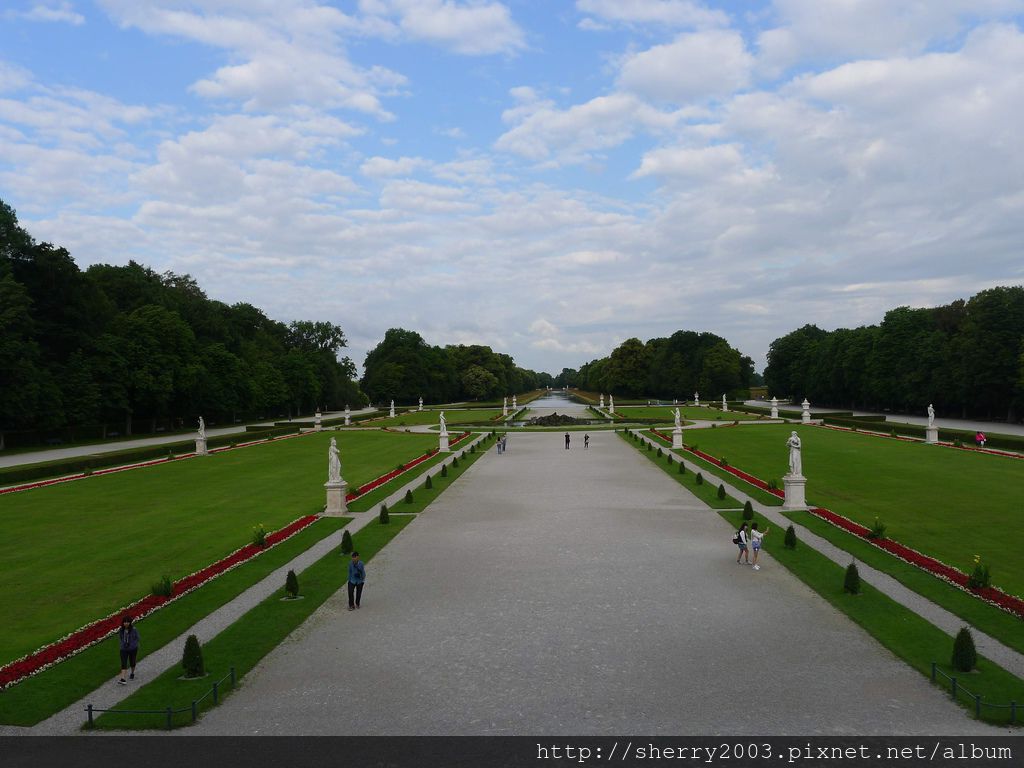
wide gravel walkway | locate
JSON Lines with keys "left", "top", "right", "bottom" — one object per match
{"left": 194, "top": 431, "right": 995, "bottom": 735}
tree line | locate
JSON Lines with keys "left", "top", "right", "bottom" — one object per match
{"left": 555, "top": 331, "right": 759, "bottom": 400}
{"left": 0, "top": 199, "right": 364, "bottom": 444}
{"left": 360, "top": 328, "right": 553, "bottom": 404}
{"left": 763, "top": 287, "right": 1024, "bottom": 421}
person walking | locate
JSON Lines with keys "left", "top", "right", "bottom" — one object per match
{"left": 735, "top": 523, "right": 749, "bottom": 565}
{"left": 564, "top": 432, "right": 570, "bottom": 450}
{"left": 750, "top": 522, "right": 769, "bottom": 570}
{"left": 117, "top": 614, "right": 140, "bottom": 685}
{"left": 348, "top": 551, "right": 366, "bottom": 611}
{"left": 584, "top": 434, "right": 590, "bottom": 450}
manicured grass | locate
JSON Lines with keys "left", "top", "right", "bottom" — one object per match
{"left": 360, "top": 408, "right": 504, "bottom": 428}
{"left": 617, "top": 406, "right": 760, "bottom": 421}
{"left": 620, "top": 432, "right": 741, "bottom": 510}
{"left": 715, "top": 507, "right": 1023, "bottom": 726}
{"left": 786, "top": 509, "right": 1024, "bottom": 657}
{"left": 674, "top": 423, "right": 1024, "bottom": 598}
{"left": 0, "top": 517, "right": 349, "bottom": 726}
{"left": 0, "top": 430, "right": 438, "bottom": 667}
{"left": 645, "top": 428, "right": 783, "bottom": 506}
{"left": 91, "top": 516, "right": 414, "bottom": 730}
{"left": 91, "top": 433, "right": 497, "bottom": 730}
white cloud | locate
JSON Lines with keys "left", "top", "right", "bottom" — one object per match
{"left": 360, "top": 156, "right": 429, "bottom": 177}
{"left": 19, "top": 2, "right": 85, "bottom": 25}
{"left": 385, "top": 0, "right": 525, "bottom": 55}
{"left": 0, "top": 61, "right": 33, "bottom": 93}
{"left": 633, "top": 143, "right": 747, "bottom": 180}
{"left": 617, "top": 29, "right": 753, "bottom": 103}
{"left": 576, "top": 0, "right": 728, "bottom": 29}
{"left": 495, "top": 91, "right": 679, "bottom": 164}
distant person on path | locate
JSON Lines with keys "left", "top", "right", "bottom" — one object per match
{"left": 117, "top": 614, "right": 140, "bottom": 685}
{"left": 976, "top": 431, "right": 986, "bottom": 448}
{"left": 750, "top": 523, "right": 769, "bottom": 571}
{"left": 564, "top": 432, "right": 571, "bottom": 450}
{"left": 735, "top": 523, "right": 749, "bottom": 565}
{"left": 348, "top": 552, "right": 366, "bottom": 611}
{"left": 501, "top": 435, "right": 508, "bottom": 452}
{"left": 584, "top": 434, "right": 590, "bottom": 450}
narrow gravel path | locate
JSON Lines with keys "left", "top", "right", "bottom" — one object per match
{"left": 192, "top": 431, "right": 998, "bottom": 735}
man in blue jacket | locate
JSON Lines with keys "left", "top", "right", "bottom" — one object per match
{"left": 348, "top": 551, "right": 366, "bottom": 611}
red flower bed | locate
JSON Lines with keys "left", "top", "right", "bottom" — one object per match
{"left": 0, "top": 514, "right": 318, "bottom": 689}
{"left": 650, "top": 429, "right": 784, "bottom": 499}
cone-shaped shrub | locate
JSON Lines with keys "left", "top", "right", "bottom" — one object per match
{"left": 404, "top": 489, "right": 414, "bottom": 504}
{"left": 952, "top": 627, "right": 977, "bottom": 672}
{"left": 656, "top": 447, "right": 663, "bottom": 457}
{"left": 340, "top": 530, "right": 353, "bottom": 554}
{"left": 784, "top": 524, "right": 797, "bottom": 549}
{"left": 182, "top": 634, "right": 205, "bottom": 678}
{"left": 425, "top": 474, "right": 433, "bottom": 490}
{"left": 379, "top": 504, "right": 390, "bottom": 524}
{"left": 453, "top": 456, "right": 460, "bottom": 467}
{"left": 843, "top": 562, "right": 861, "bottom": 594}
{"left": 742, "top": 501, "right": 754, "bottom": 521}
{"left": 441, "top": 464, "right": 448, "bottom": 478}
{"left": 696, "top": 472, "right": 704, "bottom": 485}
{"left": 678, "top": 461, "right": 685, "bottom": 474}
{"left": 285, "top": 569, "right": 299, "bottom": 598}
{"left": 717, "top": 484, "right": 726, "bottom": 500}
{"left": 667, "top": 454, "right": 673, "bottom": 465}
{"left": 647, "top": 442, "right": 652, "bottom": 451}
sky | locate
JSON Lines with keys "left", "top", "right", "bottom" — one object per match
{"left": 1, "top": 1, "right": 1023, "bottom": 376}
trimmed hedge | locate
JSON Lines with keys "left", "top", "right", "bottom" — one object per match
{"left": 0, "top": 425, "right": 301, "bottom": 486}
{"left": 824, "top": 416, "right": 1024, "bottom": 450}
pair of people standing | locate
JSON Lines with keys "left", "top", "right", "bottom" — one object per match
{"left": 564, "top": 433, "right": 590, "bottom": 449}
{"left": 735, "top": 522, "right": 769, "bottom": 570}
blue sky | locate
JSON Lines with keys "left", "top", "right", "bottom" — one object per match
{"left": 2, "top": 1, "right": 1023, "bottom": 375}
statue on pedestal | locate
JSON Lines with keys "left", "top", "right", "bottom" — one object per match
{"left": 673, "top": 408, "right": 682, "bottom": 428}
{"left": 439, "top": 411, "right": 447, "bottom": 434}
{"left": 927, "top": 403, "right": 935, "bottom": 427}
{"left": 197, "top": 417, "right": 206, "bottom": 441}
{"left": 328, "top": 437, "right": 342, "bottom": 483}
{"left": 787, "top": 431, "right": 802, "bottom": 477}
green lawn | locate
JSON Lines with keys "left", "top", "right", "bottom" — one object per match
{"left": 359, "top": 408, "right": 504, "bottom": 428}
{"left": 0, "top": 430, "right": 438, "bottom": 666}
{"left": 617, "top": 406, "right": 760, "bottom": 421}
{"left": 679, "top": 423, "right": 1024, "bottom": 598}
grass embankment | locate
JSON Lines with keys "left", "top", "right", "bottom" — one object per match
{"left": 91, "top": 434, "right": 496, "bottom": 730}
{"left": 618, "top": 432, "right": 741, "bottom": 510}
{"left": 359, "top": 409, "right": 504, "bottom": 428}
{"left": 0, "top": 430, "right": 438, "bottom": 668}
{"left": 621, "top": 432, "right": 1024, "bottom": 726}
{"left": 669, "top": 423, "right": 1024, "bottom": 598}
{"left": 617, "top": 406, "right": 760, "bottom": 422}
{"left": 0, "top": 517, "right": 349, "bottom": 726}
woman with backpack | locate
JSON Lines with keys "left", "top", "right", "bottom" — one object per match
{"left": 734, "top": 523, "right": 749, "bottom": 565}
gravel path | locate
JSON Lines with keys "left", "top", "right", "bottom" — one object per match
{"left": 191, "top": 431, "right": 999, "bottom": 735}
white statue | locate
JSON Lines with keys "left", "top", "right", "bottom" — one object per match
{"left": 197, "top": 416, "right": 206, "bottom": 441}
{"left": 673, "top": 407, "right": 681, "bottom": 428}
{"left": 512, "top": 395, "right": 517, "bottom": 409}
{"left": 609, "top": 395, "right": 615, "bottom": 412}
{"left": 927, "top": 403, "right": 935, "bottom": 427}
{"left": 694, "top": 391, "right": 699, "bottom": 406}
{"left": 419, "top": 397, "right": 424, "bottom": 411}
{"left": 787, "top": 431, "right": 802, "bottom": 477}
{"left": 328, "top": 437, "right": 342, "bottom": 483}
{"left": 439, "top": 411, "right": 447, "bottom": 433}
{"left": 389, "top": 399, "right": 395, "bottom": 417}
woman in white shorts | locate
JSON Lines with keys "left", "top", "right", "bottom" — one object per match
{"left": 750, "top": 522, "right": 769, "bottom": 570}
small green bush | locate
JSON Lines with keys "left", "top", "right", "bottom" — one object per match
{"left": 868, "top": 517, "right": 886, "bottom": 539}
{"left": 181, "top": 634, "right": 205, "bottom": 678}
{"left": 647, "top": 442, "right": 652, "bottom": 451}
{"left": 340, "top": 529, "right": 353, "bottom": 555}
{"left": 470, "top": 444, "right": 476, "bottom": 453}
{"left": 151, "top": 575, "right": 173, "bottom": 597}
{"left": 441, "top": 464, "right": 448, "bottom": 478}
{"left": 717, "top": 484, "right": 726, "bottom": 500}
{"left": 951, "top": 627, "right": 977, "bottom": 672}
{"left": 767, "top": 478, "right": 778, "bottom": 491}
{"left": 285, "top": 569, "right": 299, "bottom": 598}
{"left": 404, "top": 489, "right": 414, "bottom": 504}
{"left": 656, "top": 447, "right": 663, "bottom": 457}
{"left": 784, "top": 524, "right": 797, "bottom": 549}
{"left": 843, "top": 562, "right": 861, "bottom": 595}
{"left": 678, "top": 461, "right": 685, "bottom": 474}
{"left": 742, "top": 501, "right": 753, "bottom": 521}
{"left": 666, "top": 454, "right": 673, "bottom": 464}
{"left": 379, "top": 504, "right": 390, "bottom": 524}
{"left": 696, "top": 473, "right": 703, "bottom": 485}
{"left": 720, "top": 456, "right": 729, "bottom": 467}
{"left": 425, "top": 474, "right": 433, "bottom": 490}
{"left": 251, "top": 523, "right": 267, "bottom": 548}
{"left": 967, "top": 556, "right": 991, "bottom": 589}
{"left": 452, "top": 456, "right": 460, "bottom": 468}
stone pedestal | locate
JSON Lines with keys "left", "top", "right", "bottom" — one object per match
{"left": 439, "top": 431, "right": 450, "bottom": 453}
{"left": 783, "top": 474, "right": 807, "bottom": 510}
{"left": 195, "top": 437, "right": 208, "bottom": 456}
{"left": 925, "top": 426, "right": 938, "bottom": 444}
{"left": 512, "top": 396, "right": 518, "bottom": 410}
{"left": 389, "top": 404, "right": 396, "bottom": 418}
{"left": 324, "top": 480, "right": 348, "bottom": 517}
{"left": 315, "top": 412, "right": 322, "bottom": 432}
{"left": 344, "top": 413, "right": 351, "bottom": 426}
{"left": 801, "top": 398, "right": 811, "bottom": 423}
{"left": 672, "top": 427, "right": 683, "bottom": 450}
{"left": 770, "top": 398, "right": 779, "bottom": 419}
